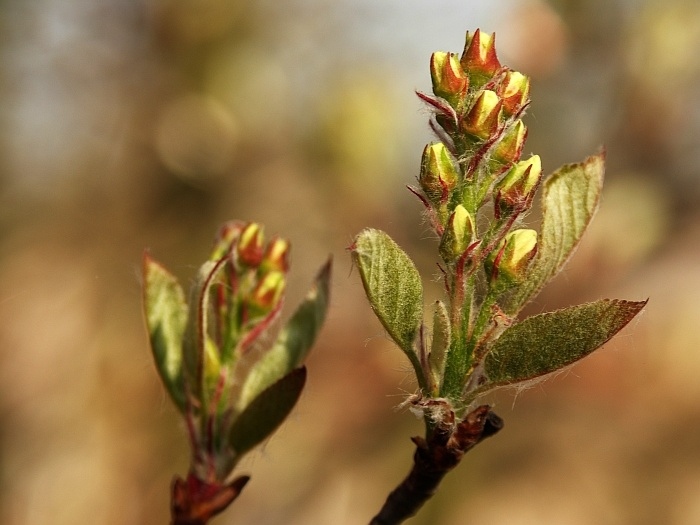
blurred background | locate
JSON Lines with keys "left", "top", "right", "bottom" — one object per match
{"left": 1, "top": 0, "right": 699, "bottom": 523}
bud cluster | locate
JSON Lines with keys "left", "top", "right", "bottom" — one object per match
{"left": 209, "top": 221, "right": 291, "bottom": 341}
{"left": 417, "top": 29, "right": 541, "bottom": 287}
{"left": 425, "top": 30, "right": 530, "bottom": 160}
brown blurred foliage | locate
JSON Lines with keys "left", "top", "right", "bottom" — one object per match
{"left": 0, "top": 1, "right": 699, "bottom": 524}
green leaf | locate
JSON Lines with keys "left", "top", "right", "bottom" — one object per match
{"left": 351, "top": 229, "right": 424, "bottom": 356}
{"left": 237, "top": 259, "right": 331, "bottom": 411}
{"left": 483, "top": 299, "right": 647, "bottom": 388}
{"left": 142, "top": 253, "right": 188, "bottom": 412}
{"left": 229, "top": 367, "right": 307, "bottom": 456}
{"left": 505, "top": 152, "right": 605, "bottom": 315}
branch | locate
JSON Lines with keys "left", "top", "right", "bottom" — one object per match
{"left": 369, "top": 405, "right": 503, "bottom": 525}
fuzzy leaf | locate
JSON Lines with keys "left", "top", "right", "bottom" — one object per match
{"left": 143, "top": 253, "right": 188, "bottom": 412}
{"left": 429, "top": 300, "right": 451, "bottom": 387}
{"left": 505, "top": 152, "right": 605, "bottom": 315}
{"left": 229, "top": 367, "right": 307, "bottom": 456}
{"left": 483, "top": 299, "right": 647, "bottom": 388}
{"left": 237, "top": 259, "right": 331, "bottom": 411}
{"left": 352, "top": 229, "right": 424, "bottom": 356}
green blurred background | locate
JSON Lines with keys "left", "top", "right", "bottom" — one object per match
{"left": 1, "top": 0, "right": 699, "bottom": 523}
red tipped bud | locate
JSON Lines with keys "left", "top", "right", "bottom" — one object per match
{"left": 210, "top": 221, "right": 245, "bottom": 261}
{"left": 263, "top": 237, "right": 291, "bottom": 273}
{"left": 497, "top": 71, "right": 530, "bottom": 116}
{"left": 485, "top": 229, "right": 538, "bottom": 285}
{"left": 461, "top": 90, "right": 503, "bottom": 140}
{"left": 460, "top": 29, "right": 502, "bottom": 86}
{"left": 249, "top": 270, "right": 286, "bottom": 313}
{"left": 419, "top": 142, "right": 460, "bottom": 203}
{"left": 237, "top": 222, "right": 265, "bottom": 267}
{"left": 430, "top": 51, "right": 469, "bottom": 108}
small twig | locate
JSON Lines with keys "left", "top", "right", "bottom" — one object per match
{"left": 369, "top": 405, "right": 503, "bottom": 525}
{"left": 171, "top": 472, "right": 250, "bottom": 525}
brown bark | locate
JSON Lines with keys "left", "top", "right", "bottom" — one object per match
{"left": 369, "top": 405, "right": 503, "bottom": 525}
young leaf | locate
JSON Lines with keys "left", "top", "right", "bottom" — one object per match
{"left": 483, "top": 299, "right": 647, "bottom": 388}
{"left": 143, "top": 253, "right": 188, "bottom": 412}
{"left": 182, "top": 258, "right": 225, "bottom": 402}
{"left": 505, "top": 152, "right": 605, "bottom": 315}
{"left": 237, "top": 259, "right": 331, "bottom": 411}
{"left": 429, "top": 300, "right": 451, "bottom": 389}
{"left": 351, "top": 229, "right": 424, "bottom": 356}
{"left": 229, "top": 367, "right": 307, "bottom": 457}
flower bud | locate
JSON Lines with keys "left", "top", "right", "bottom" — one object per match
{"left": 248, "top": 270, "right": 286, "bottom": 313}
{"left": 498, "top": 71, "right": 530, "bottom": 116}
{"left": 492, "top": 120, "right": 527, "bottom": 165}
{"left": 419, "top": 142, "right": 460, "bottom": 203}
{"left": 494, "top": 155, "right": 542, "bottom": 216}
{"left": 461, "top": 90, "right": 503, "bottom": 140}
{"left": 430, "top": 51, "right": 469, "bottom": 107}
{"left": 439, "top": 205, "right": 475, "bottom": 261}
{"left": 237, "top": 222, "right": 265, "bottom": 267}
{"left": 460, "top": 29, "right": 502, "bottom": 87}
{"left": 263, "top": 237, "right": 291, "bottom": 273}
{"left": 485, "top": 229, "right": 538, "bottom": 284}
{"left": 210, "top": 221, "right": 244, "bottom": 261}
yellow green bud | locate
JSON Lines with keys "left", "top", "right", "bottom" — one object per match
{"left": 492, "top": 120, "right": 527, "bottom": 165}
{"left": 419, "top": 142, "right": 460, "bottom": 203}
{"left": 439, "top": 205, "right": 476, "bottom": 261}
{"left": 486, "top": 229, "right": 538, "bottom": 284}
{"left": 461, "top": 90, "right": 502, "bottom": 140}
{"left": 430, "top": 51, "right": 469, "bottom": 107}
{"left": 495, "top": 155, "right": 542, "bottom": 216}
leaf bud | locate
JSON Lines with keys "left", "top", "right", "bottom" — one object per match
{"left": 430, "top": 51, "right": 469, "bottom": 107}
{"left": 485, "top": 229, "right": 538, "bottom": 285}
{"left": 237, "top": 222, "right": 265, "bottom": 267}
{"left": 494, "top": 155, "right": 542, "bottom": 216}
{"left": 419, "top": 142, "right": 460, "bottom": 203}
{"left": 461, "top": 90, "right": 503, "bottom": 141}
{"left": 460, "top": 29, "right": 502, "bottom": 86}
{"left": 439, "top": 205, "right": 475, "bottom": 261}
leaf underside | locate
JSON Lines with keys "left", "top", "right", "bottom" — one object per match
{"left": 484, "top": 299, "right": 647, "bottom": 388}
{"left": 352, "top": 229, "right": 423, "bottom": 356}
